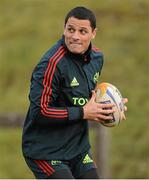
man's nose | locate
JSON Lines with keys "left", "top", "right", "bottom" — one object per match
{"left": 72, "top": 31, "right": 80, "bottom": 40}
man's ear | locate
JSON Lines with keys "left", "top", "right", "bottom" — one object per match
{"left": 63, "top": 24, "right": 67, "bottom": 36}
{"left": 92, "top": 28, "right": 97, "bottom": 39}
{"left": 63, "top": 28, "right": 66, "bottom": 36}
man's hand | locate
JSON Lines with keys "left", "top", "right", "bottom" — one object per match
{"left": 121, "top": 98, "right": 128, "bottom": 120}
{"left": 122, "top": 98, "right": 128, "bottom": 112}
{"left": 83, "top": 90, "right": 116, "bottom": 122}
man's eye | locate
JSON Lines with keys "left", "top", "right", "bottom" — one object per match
{"left": 80, "top": 29, "right": 88, "bottom": 35}
{"left": 68, "top": 28, "right": 75, "bottom": 33}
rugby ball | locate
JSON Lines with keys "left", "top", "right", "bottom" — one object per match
{"left": 95, "top": 82, "right": 125, "bottom": 127}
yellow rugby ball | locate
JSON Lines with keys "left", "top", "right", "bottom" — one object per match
{"left": 95, "top": 82, "right": 125, "bottom": 127}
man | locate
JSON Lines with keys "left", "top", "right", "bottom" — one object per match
{"left": 22, "top": 6, "right": 128, "bottom": 179}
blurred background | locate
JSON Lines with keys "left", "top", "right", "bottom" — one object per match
{"left": 0, "top": 0, "right": 149, "bottom": 178}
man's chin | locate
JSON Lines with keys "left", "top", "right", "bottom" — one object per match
{"left": 69, "top": 48, "right": 84, "bottom": 54}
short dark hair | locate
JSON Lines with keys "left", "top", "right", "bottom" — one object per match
{"left": 64, "top": 6, "right": 96, "bottom": 30}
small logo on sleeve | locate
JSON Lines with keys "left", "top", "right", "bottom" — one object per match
{"left": 93, "top": 72, "right": 99, "bottom": 83}
{"left": 70, "top": 77, "right": 79, "bottom": 87}
{"left": 83, "top": 154, "right": 93, "bottom": 164}
{"left": 51, "top": 160, "right": 62, "bottom": 165}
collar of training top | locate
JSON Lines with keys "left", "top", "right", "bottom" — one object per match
{"left": 61, "top": 35, "right": 92, "bottom": 62}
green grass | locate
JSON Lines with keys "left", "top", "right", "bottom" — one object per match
{"left": 0, "top": 128, "right": 33, "bottom": 178}
{"left": 0, "top": 0, "right": 149, "bottom": 178}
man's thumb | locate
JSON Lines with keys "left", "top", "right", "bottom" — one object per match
{"left": 91, "top": 90, "right": 96, "bottom": 102}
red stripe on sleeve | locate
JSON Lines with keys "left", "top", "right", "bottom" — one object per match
{"left": 92, "top": 46, "right": 100, "bottom": 52}
{"left": 43, "top": 46, "right": 64, "bottom": 87}
{"left": 40, "top": 46, "right": 68, "bottom": 118}
{"left": 43, "top": 160, "right": 55, "bottom": 173}
{"left": 34, "top": 160, "right": 52, "bottom": 176}
{"left": 41, "top": 48, "right": 65, "bottom": 111}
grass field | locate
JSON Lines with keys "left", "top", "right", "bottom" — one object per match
{"left": 0, "top": 128, "right": 33, "bottom": 178}
{"left": 0, "top": 0, "right": 149, "bottom": 178}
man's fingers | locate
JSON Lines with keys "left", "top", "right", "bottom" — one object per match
{"left": 124, "top": 105, "right": 127, "bottom": 111}
{"left": 94, "top": 118, "right": 102, "bottom": 122}
{"left": 97, "top": 113, "right": 113, "bottom": 120}
{"left": 122, "top": 98, "right": 128, "bottom": 104}
{"left": 94, "top": 116, "right": 112, "bottom": 123}
{"left": 99, "top": 109, "right": 115, "bottom": 114}
{"left": 121, "top": 112, "right": 126, "bottom": 120}
{"left": 90, "top": 90, "right": 96, "bottom": 102}
{"left": 97, "top": 102, "right": 115, "bottom": 109}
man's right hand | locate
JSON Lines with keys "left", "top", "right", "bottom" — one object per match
{"left": 83, "top": 90, "right": 116, "bottom": 122}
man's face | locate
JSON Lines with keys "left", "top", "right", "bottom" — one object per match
{"left": 64, "top": 17, "right": 96, "bottom": 54}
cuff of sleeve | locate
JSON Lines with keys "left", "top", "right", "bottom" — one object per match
{"left": 67, "top": 107, "right": 84, "bottom": 121}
